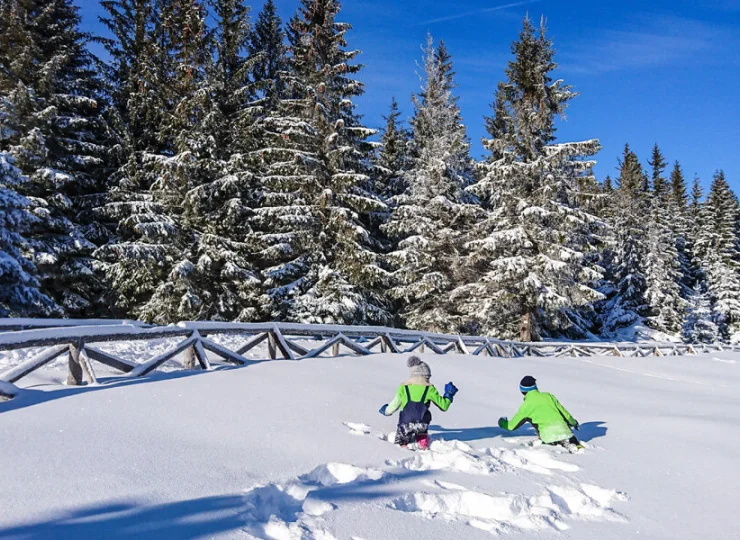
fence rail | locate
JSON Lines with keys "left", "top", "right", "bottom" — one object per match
{"left": 1, "top": 319, "right": 737, "bottom": 400}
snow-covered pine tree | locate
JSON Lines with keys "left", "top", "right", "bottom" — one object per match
{"left": 95, "top": 0, "right": 183, "bottom": 318}
{"left": 693, "top": 171, "right": 740, "bottom": 342}
{"left": 248, "top": 0, "right": 287, "bottom": 109}
{"left": 374, "top": 97, "right": 411, "bottom": 199}
{"left": 596, "top": 144, "right": 649, "bottom": 336}
{"left": 0, "top": 0, "right": 113, "bottom": 316}
{"left": 167, "top": 0, "right": 263, "bottom": 323}
{"left": 455, "top": 17, "right": 604, "bottom": 341}
{"left": 682, "top": 176, "right": 712, "bottom": 341}
{"left": 0, "top": 152, "right": 57, "bottom": 316}
{"left": 209, "top": 0, "right": 253, "bottom": 157}
{"left": 644, "top": 144, "right": 684, "bottom": 334}
{"left": 248, "top": 0, "right": 389, "bottom": 325}
{"left": 135, "top": 0, "right": 248, "bottom": 324}
{"left": 381, "top": 34, "right": 479, "bottom": 332}
{"left": 667, "top": 161, "right": 694, "bottom": 295}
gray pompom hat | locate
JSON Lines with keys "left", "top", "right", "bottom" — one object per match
{"left": 407, "top": 355, "right": 431, "bottom": 379}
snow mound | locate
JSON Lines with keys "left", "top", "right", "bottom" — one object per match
{"left": 242, "top": 462, "right": 386, "bottom": 539}
{"left": 390, "top": 480, "right": 628, "bottom": 534}
{"left": 302, "top": 463, "right": 384, "bottom": 486}
{"left": 388, "top": 440, "right": 501, "bottom": 475}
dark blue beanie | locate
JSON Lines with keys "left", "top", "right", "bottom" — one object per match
{"left": 520, "top": 376, "right": 537, "bottom": 394}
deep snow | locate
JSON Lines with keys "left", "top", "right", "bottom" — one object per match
{"left": 1, "top": 348, "right": 739, "bottom": 539}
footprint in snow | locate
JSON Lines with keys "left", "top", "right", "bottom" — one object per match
{"left": 242, "top": 462, "right": 386, "bottom": 540}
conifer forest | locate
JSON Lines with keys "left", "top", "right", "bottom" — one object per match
{"left": 1, "top": 0, "right": 738, "bottom": 343}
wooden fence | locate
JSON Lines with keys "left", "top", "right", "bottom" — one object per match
{"left": 0, "top": 320, "right": 737, "bottom": 400}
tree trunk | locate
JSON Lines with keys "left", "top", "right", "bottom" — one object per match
{"left": 519, "top": 310, "right": 538, "bottom": 342}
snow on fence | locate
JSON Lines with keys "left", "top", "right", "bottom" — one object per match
{"left": 0, "top": 319, "right": 737, "bottom": 400}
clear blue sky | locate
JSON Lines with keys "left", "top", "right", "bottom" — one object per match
{"left": 77, "top": 0, "right": 740, "bottom": 191}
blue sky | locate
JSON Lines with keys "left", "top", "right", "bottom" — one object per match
{"left": 77, "top": 0, "right": 740, "bottom": 191}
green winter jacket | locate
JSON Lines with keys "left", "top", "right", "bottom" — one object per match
{"left": 499, "top": 390, "right": 577, "bottom": 444}
{"left": 383, "top": 382, "right": 452, "bottom": 416}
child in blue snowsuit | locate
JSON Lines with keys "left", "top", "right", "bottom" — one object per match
{"left": 379, "top": 356, "right": 458, "bottom": 448}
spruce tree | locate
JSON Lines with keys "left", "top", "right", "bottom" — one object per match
{"left": 248, "top": 0, "right": 389, "bottom": 325}
{"left": 597, "top": 145, "right": 650, "bottom": 335}
{"left": 165, "top": 0, "right": 263, "bottom": 323}
{"left": 644, "top": 144, "right": 684, "bottom": 333}
{"left": 375, "top": 97, "right": 410, "bottom": 199}
{"left": 693, "top": 171, "right": 740, "bottom": 341}
{"left": 248, "top": 0, "right": 286, "bottom": 108}
{"left": 0, "top": 0, "right": 113, "bottom": 316}
{"left": 668, "top": 161, "right": 694, "bottom": 296}
{"left": 381, "top": 34, "right": 478, "bottom": 332}
{"left": 96, "top": 0, "right": 188, "bottom": 319}
{"left": 209, "top": 0, "right": 253, "bottom": 157}
{"left": 0, "top": 152, "right": 57, "bottom": 316}
{"left": 455, "top": 18, "right": 603, "bottom": 341}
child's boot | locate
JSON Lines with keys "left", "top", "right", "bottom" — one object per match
{"left": 416, "top": 433, "right": 430, "bottom": 450}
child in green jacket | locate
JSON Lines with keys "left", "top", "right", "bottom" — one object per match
{"left": 498, "top": 376, "right": 582, "bottom": 450}
{"left": 379, "top": 356, "right": 458, "bottom": 449}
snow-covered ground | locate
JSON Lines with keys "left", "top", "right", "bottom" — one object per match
{"left": 1, "top": 348, "right": 739, "bottom": 539}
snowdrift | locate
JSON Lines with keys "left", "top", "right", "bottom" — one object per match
{"left": 1, "top": 350, "right": 739, "bottom": 539}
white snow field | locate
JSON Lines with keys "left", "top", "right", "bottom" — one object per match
{"left": 1, "top": 349, "right": 739, "bottom": 539}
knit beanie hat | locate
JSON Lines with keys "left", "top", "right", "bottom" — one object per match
{"left": 520, "top": 375, "right": 537, "bottom": 394}
{"left": 408, "top": 355, "right": 431, "bottom": 380}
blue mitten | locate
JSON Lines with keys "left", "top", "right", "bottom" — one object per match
{"left": 379, "top": 404, "right": 388, "bottom": 416}
{"left": 444, "top": 382, "right": 458, "bottom": 401}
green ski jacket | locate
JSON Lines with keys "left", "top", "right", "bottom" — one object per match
{"left": 499, "top": 390, "right": 577, "bottom": 444}
{"left": 383, "top": 383, "right": 451, "bottom": 416}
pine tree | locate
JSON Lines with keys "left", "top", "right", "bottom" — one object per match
{"left": 96, "top": 0, "right": 190, "bottom": 319}
{"left": 682, "top": 176, "right": 711, "bottom": 341}
{"left": 644, "top": 144, "right": 684, "bottom": 333}
{"left": 603, "top": 175, "right": 614, "bottom": 192}
{"left": 166, "top": 0, "right": 263, "bottom": 323}
{"left": 668, "top": 161, "right": 694, "bottom": 295}
{"left": 455, "top": 18, "right": 603, "bottom": 341}
{"left": 0, "top": 152, "right": 57, "bottom": 316}
{"left": 248, "top": 0, "right": 286, "bottom": 108}
{"left": 0, "top": 0, "right": 113, "bottom": 316}
{"left": 693, "top": 171, "right": 740, "bottom": 341}
{"left": 597, "top": 145, "right": 649, "bottom": 335}
{"left": 380, "top": 34, "right": 478, "bottom": 332}
{"left": 248, "top": 0, "right": 389, "bottom": 325}
{"left": 375, "top": 97, "right": 410, "bottom": 199}
{"left": 209, "top": 0, "right": 253, "bottom": 157}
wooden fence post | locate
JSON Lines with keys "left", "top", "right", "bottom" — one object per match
{"left": 66, "top": 341, "right": 84, "bottom": 386}
{"left": 183, "top": 347, "right": 197, "bottom": 369}
{"left": 268, "top": 331, "right": 277, "bottom": 359}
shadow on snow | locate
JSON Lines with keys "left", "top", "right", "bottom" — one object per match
{"left": 0, "top": 469, "right": 432, "bottom": 540}
{"left": 429, "top": 421, "right": 608, "bottom": 443}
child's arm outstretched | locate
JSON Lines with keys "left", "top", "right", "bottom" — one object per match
{"left": 427, "top": 385, "right": 452, "bottom": 412}
{"left": 379, "top": 386, "right": 404, "bottom": 416}
{"left": 499, "top": 400, "right": 532, "bottom": 431}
